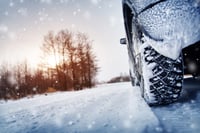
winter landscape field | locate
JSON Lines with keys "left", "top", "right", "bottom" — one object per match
{"left": 0, "top": 77, "right": 200, "bottom": 133}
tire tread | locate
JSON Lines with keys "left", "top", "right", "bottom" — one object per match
{"left": 143, "top": 46, "right": 183, "bottom": 105}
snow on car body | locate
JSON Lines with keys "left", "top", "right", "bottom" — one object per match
{"left": 121, "top": 0, "right": 200, "bottom": 105}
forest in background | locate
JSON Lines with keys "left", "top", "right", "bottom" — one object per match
{"left": 0, "top": 29, "right": 98, "bottom": 100}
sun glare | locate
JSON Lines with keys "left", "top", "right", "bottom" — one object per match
{"left": 47, "top": 55, "right": 57, "bottom": 68}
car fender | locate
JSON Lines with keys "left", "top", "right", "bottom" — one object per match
{"left": 122, "top": 0, "right": 200, "bottom": 60}
{"left": 138, "top": 0, "right": 200, "bottom": 59}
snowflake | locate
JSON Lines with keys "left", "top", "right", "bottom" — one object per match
{"left": 4, "top": 11, "right": 9, "bottom": 16}
{"left": 194, "top": 0, "right": 200, "bottom": 7}
{"left": 15, "top": 86, "right": 19, "bottom": 90}
{"left": 60, "top": 18, "right": 64, "bottom": 22}
{"left": 188, "top": 62, "right": 197, "bottom": 72}
{"left": 83, "top": 11, "right": 91, "bottom": 20}
{"left": 195, "top": 47, "right": 199, "bottom": 51}
{"left": 87, "top": 121, "right": 96, "bottom": 129}
{"left": 23, "top": 28, "right": 27, "bottom": 32}
{"left": 33, "top": 87, "right": 37, "bottom": 92}
{"left": 17, "top": 8, "right": 28, "bottom": 16}
{"left": 73, "top": 11, "right": 77, "bottom": 16}
{"left": 87, "top": 124, "right": 92, "bottom": 129}
{"left": 0, "top": 24, "right": 8, "bottom": 33}
{"left": 190, "top": 123, "right": 197, "bottom": 129}
{"left": 109, "top": 16, "right": 117, "bottom": 27}
{"left": 123, "top": 120, "right": 131, "bottom": 128}
{"left": 60, "top": 0, "right": 64, "bottom": 3}
{"left": 73, "top": 8, "right": 81, "bottom": 17}
{"left": 38, "top": 11, "right": 49, "bottom": 22}
{"left": 91, "top": 0, "right": 101, "bottom": 5}
{"left": 76, "top": 113, "right": 81, "bottom": 119}
{"left": 60, "top": 0, "right": 69, "bottom": 3}
{"left": 112, "top": 125, "right": 117, "bottom": 129}
{"left": 8, "top": 32, "right": 17, "bottom": 40}
{"left": 71, "top": 24, "right": 76, "bottom": 28}
{"left": 68, "top": 121, "right": 75, "bottom": 126}
{"left": 40, "top": 0, "right": 52, "bottom": 4}
{"left": 8, "top": 73, "right": 17, "bottom": 85}
{"left": 155, "top": 126, "right": 163, "bottom": 132}
{"left": 108, "top": 4, "right": 113, "bottom": 8}
{"left": 9, "top": 2, "right": 14, "bottom": 7}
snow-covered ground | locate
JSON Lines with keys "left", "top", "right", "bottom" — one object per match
{"left": 0, "top": 79, "right": 200, "bottom": 133}
{"left": 152, "top": 78, "right": 200, "bottom": 133}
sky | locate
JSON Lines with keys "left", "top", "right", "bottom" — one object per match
{"left": 0, "top": 0, "right": 129, "bottom": 81}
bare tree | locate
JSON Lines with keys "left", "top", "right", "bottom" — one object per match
{"left": 56, "top": 30, "right": 73, "bottom": 90}
{"left": 40, "top": 29, "right": 98, "bottom": 90}
{"left": 41, "top": 31, "right": 62, "bottom": 90}
{"left": 85, "top": 43, "right": 98, "bottom": 88}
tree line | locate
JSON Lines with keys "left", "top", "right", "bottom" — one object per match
{"left": 107, "top": 74, "right": 130, "bottom": 83}
{"left": 0, "top": 29, "right": 98, "bottom": 100}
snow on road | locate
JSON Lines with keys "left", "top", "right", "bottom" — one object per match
{"left": 0, "top": 80, "right": 200, "bottom": 133}
{"left": 0, "top": 82, "right": 160, "bottom": 133}
{"left": 152, "top": 78, "right": 200, "bottom": 133}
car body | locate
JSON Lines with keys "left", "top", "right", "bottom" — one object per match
{"left": 121, "top": 0, "right": 200, "bottom": 105}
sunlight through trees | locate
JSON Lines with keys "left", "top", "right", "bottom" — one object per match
{"left": 0, "top": 29, "right": 98, "bottom": 100}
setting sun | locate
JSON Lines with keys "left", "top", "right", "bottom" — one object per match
{"left": 47, "top": 55, "right": 57, "bottom": 68}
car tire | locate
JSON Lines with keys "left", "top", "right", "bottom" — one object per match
{"left": 140, "top": 45, "right": 184, "bottom": 105}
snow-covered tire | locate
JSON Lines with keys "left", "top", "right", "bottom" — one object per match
{"left": 141, "top": 45, "right": 184, "bottom": 105}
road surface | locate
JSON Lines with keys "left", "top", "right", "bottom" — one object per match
{"left": 0, "top": 78, "right": 199, "bottom": 133}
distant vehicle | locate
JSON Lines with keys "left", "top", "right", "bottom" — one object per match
{"left": 121, "top": 0, "right": 200, "bottom": 105}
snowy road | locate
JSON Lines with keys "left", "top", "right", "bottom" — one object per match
{"left": 0, "top": 79, "right": 200, "bottom": 133}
